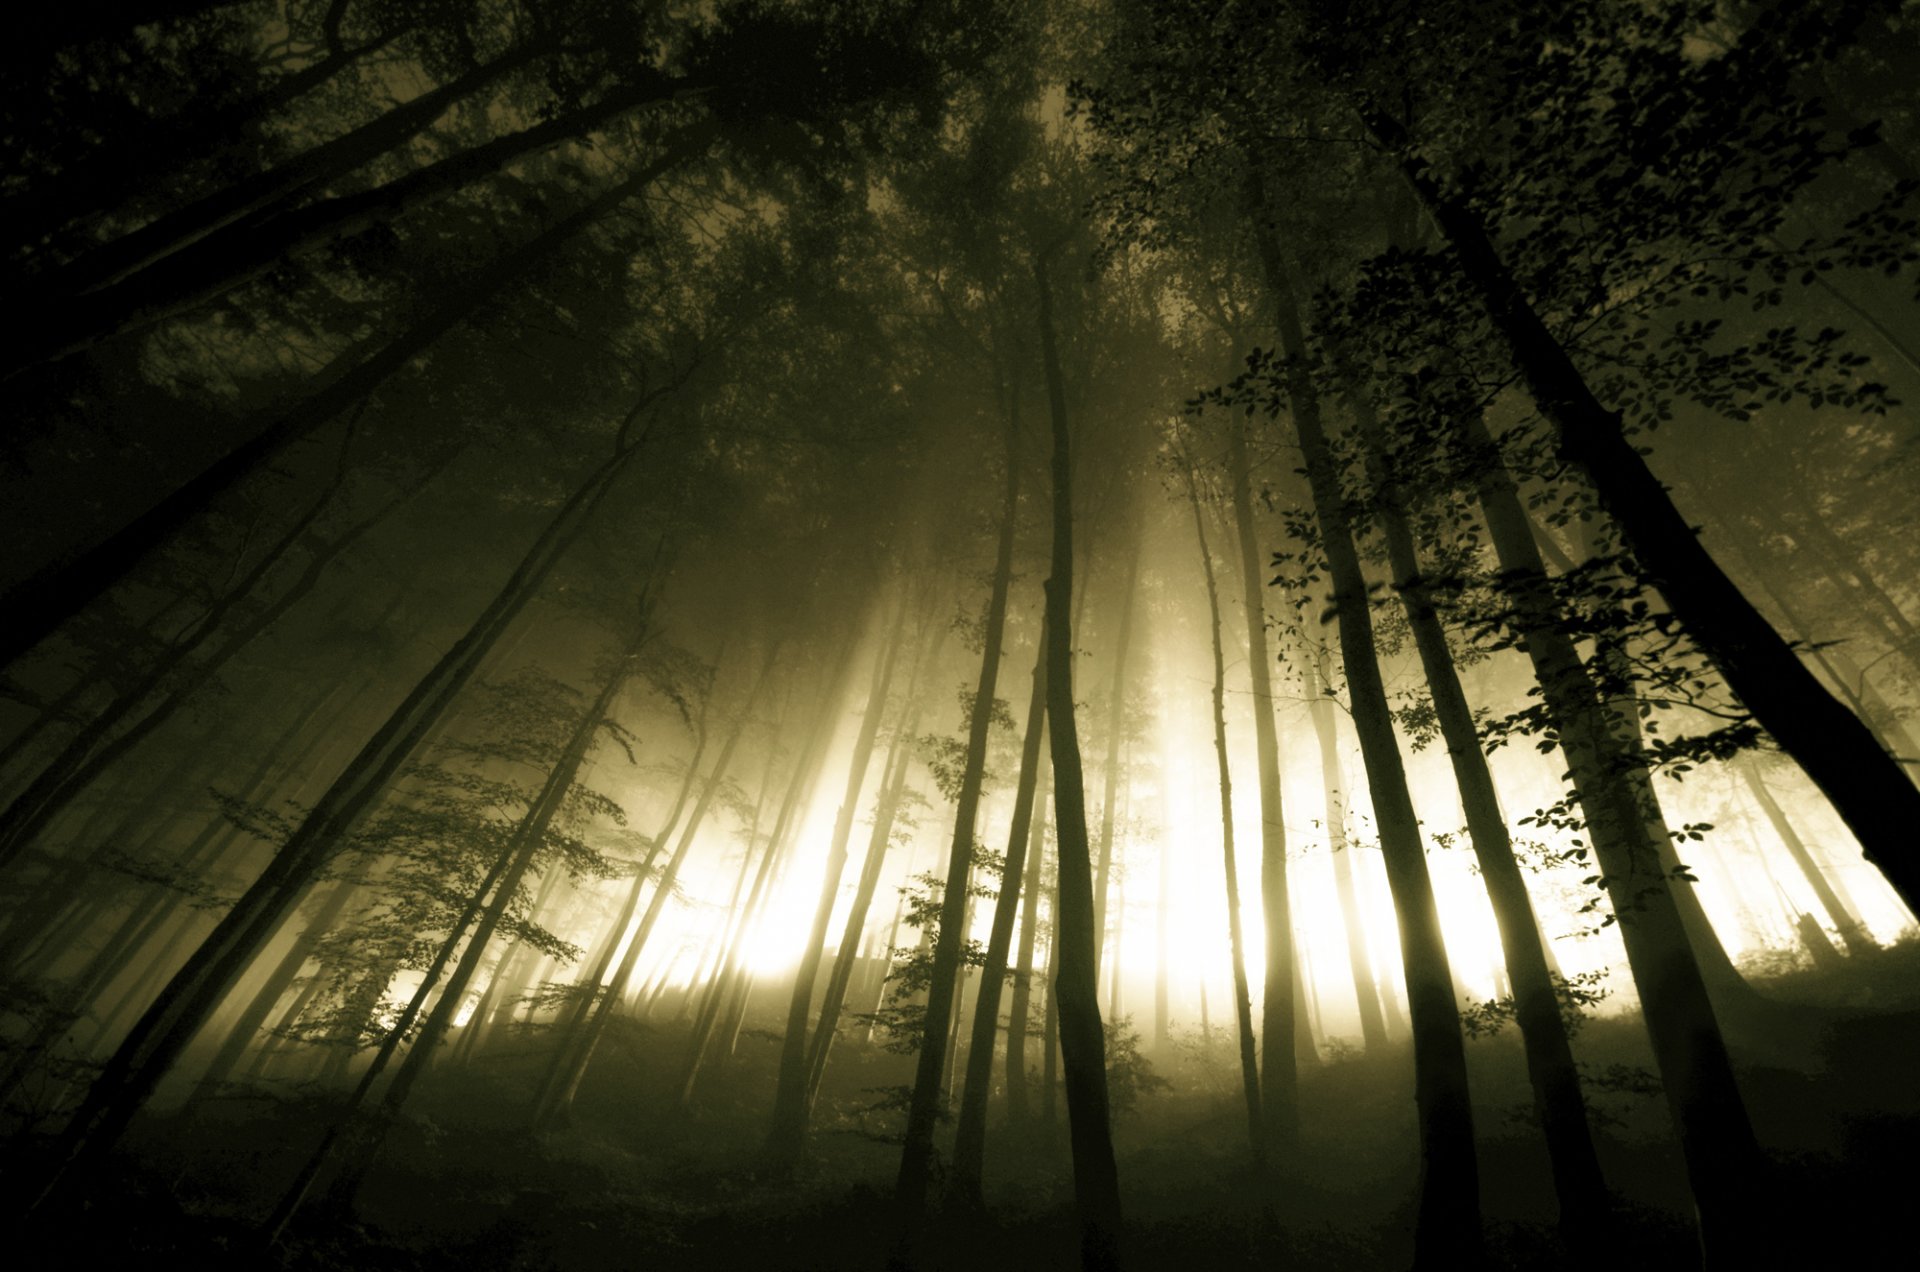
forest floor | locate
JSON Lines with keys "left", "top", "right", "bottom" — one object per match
{"left": 12, "top": 941, "right": 1919, "bottom": 1271}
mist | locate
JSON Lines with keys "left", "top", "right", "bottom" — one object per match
{"left": 2, "top": 3, "right": 1917, "bottom": 1269}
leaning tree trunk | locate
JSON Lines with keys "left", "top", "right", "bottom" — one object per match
{"left": 1034, "top": 254, "right": 1124, "bottom": 1272}
{"left": 1183, "top": 467, "right": 1265, "bottom": 1165}
{"left": 0, "top": 444, "right": 442, "bottom": 869}
{"left": 12, "top": 97, "right": 711, "bottom": 378}
{"left": 1741, "top": 759, "right": 1874, "bottom": 956}
{"left": 1363, "top": 101, "right": 1920, "bottom": 917}
{"left": 1250, "top": 232, "right": 1481, "bottom": 1265}
{"left": 0, "top": 152, "right": 696, "bottom": 670}
{"left": 804, "top": 613, "right": 946, "bottom": 1105}
{"left": 678, "top": 651, "right": 852, "bottom": 1107}
{"left": 22, "top": 400, "right": 660, "bottom": 1215}
{"left": 45, "top": 35, "right": 558, "bottom": 299}
{"left": 533, "top": 646, "right": 782, "bottom": 1130}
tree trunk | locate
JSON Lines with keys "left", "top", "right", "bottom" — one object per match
{"left": 10, "top": 26, "right": 408, "bottom": 256}
{"left": 1004, "top": 756, "right": 1049, "bottom": 1122}
{"left": 1225, "top": 416, "right": 1299, "bottom": 1155}
{"left": 533, "top": 647, "right": 780, "bottom": 1130}
{"left": 1033, "top": 254, "right": 1123, "bottom": 1271}
{"left": 14, "top": 98, "right": 709, "bottom": 377}
{"left": 1182, "top": 466, "right": 1265, "bottom": 1162}
{"left": 1741, "top": 759, "right": 1874, "bottom": 956}
{"left": 1301, "top": 647, "right": 1389, "bottom": 1051}
{"left": 1092, "top": 539, "right": 1141, "bottom": 975}
{"left": 0, "top": 444, "right": 439, "bottom": 868}
{"left": 803, "top": 687, "right": 927, "bottom": 1103}
{"left": 679, "top": 655, "right": 850, "bottom": 1106}
{"left": 46, "top": 36, "right": 556, "bottom": 298}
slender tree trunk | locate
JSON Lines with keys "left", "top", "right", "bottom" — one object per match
{"left": 532, "top": 648, "right": 779, "bottom": 1130}
{"left": 1225, "top": 417, "right": 1299, "bottom": 1155}
{"left": 1301, "top": 648, "right": 1389, "bottom": 1051}
{"left": 679, "top": 655, "right": 851, "bottom": 1106}
{"left": 0, "top": 445, "right": 439, "bottom": 868}
{"left": 1034, "top": 255, "right": 1123, "bottom": 1271}
{"left": 1092, "top": 539, "right": 1141, "bottom": 975}
{"left": 1005, "top": 757, "right": 1049, "bottom": 1122}
{"left": 46, "top": 36, "right": 557, "bottom": 298}
{"left": 1364, "top": 102, "right": 1920, "bottom": 917}
{"left": 11, "top": 26, "right": 407, "bottom": 255}
{"left": 1182, "top": 467, "right": 1264, "bottom": 1161}
{"left": 13, "top": 100, "right": 711, "bottom": 377}
{"left": 1741, "top": 760, "right": 1874, "bottom": 956}
{"left": 806, "top": 619, "right": 945, "bottom": 1105}
{"left": 184, "top": 875, "right": 366, "bottom": 1106}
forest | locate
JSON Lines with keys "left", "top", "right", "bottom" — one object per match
{"left": 0, "top": 1, "right": 1916, "bottom": 1268}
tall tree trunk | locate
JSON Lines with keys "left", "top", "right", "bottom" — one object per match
{"left": 1092, "top": 539, "right": 1141, "bottom": 975}
{"left": 0, "top": 444, "right": 440, "bottom": 868}
{"left": 45, "top": 35, "right": 558, "bottom": 298}
{"left": 894, "top": 390, "right": 1022, "bottom": 1229}
{"left": 1182, "top": 466, "right": 1265, "bottom": 1162}
{"left": 1700, "top": 493, "right": 1920, "bottom": 769}
{"left": 10, "top": 25, "right": 407, "bottom": 256}
{"left": 1250, "top": 231, "right": 1481, "bottom": 1264}
{"left": 679, "top": 656, "right": 850, "bottom": 1106}
{"left": 1033, "top": 254, "right": 1123, "bottom": 1271}
{"left": 951, "top": 635, "right": 1048, "bottom": 1206}
{"left": 1225, "top": 416, "right": 1299, "bottom": 1155}
{"left": 1363, "top": 102, "right": 1920, "bottom": 917}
